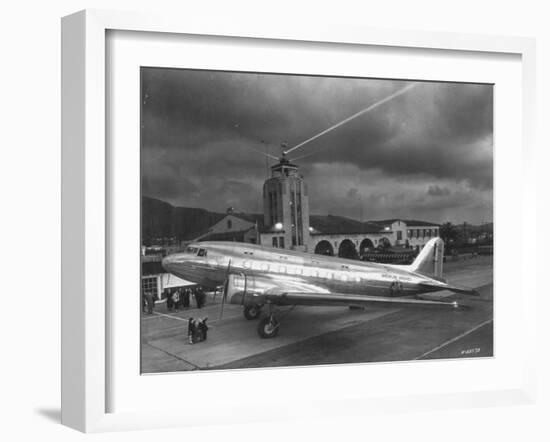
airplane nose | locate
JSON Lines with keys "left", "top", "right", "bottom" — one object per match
{"left": 162, "top": 254, "right": 179, "bottom": 273}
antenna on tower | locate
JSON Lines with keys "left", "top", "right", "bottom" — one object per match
{"left": 280, "top": 141, "right": 288, "bottom": 160}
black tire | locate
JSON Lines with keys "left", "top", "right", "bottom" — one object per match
{"left": 244, "top": 305, "right": 261, "bottom": 320}
{"left": 257, "top": 316, "right": 279, "bottom": 338}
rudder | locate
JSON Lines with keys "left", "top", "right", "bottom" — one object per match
{"left": 408, "top": 237, "right": 444, "bottom": 279}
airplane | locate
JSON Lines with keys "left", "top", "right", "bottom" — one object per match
{"left": 161, "top": 237, "right": 479, "bottom": 339}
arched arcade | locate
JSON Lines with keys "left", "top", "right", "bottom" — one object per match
{"left": 314, "top": 240, "right": 334, "bottom": 256}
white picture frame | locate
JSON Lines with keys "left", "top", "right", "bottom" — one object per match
{"left": 61, "top": 9, "right": 537, "bottom": 433}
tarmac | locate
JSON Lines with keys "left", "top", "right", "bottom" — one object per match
{"left": 141, "top": 255, "right": 493, "bottom": 373}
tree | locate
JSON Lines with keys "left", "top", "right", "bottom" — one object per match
{"left": 375, "top": 237, "right": 391, "bottom": 252}
{"left": 439, "top": 222, "right": 458, "bottom": 249}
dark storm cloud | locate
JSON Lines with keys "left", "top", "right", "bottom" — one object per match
{"left": 141, "top": 68, "right": 493, "bottom": 223}
{"left": 427, "top": 185, "right": 451, "bottom": 197}
{"left": 287, "top": 82, "right": 493, "bottom": 190}
{"left": 346, "top": 188, "right": 359, "bottom": 199}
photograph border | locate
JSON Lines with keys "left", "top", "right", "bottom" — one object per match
{"left": 61, "top": 9, "right": 536, "bottom": 432}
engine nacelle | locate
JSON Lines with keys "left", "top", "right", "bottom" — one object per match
{"left": 224, "top": 273, "right": 275, "bottom": 305}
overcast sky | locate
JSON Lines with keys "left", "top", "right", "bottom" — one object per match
{"left": 141, "top": 68, "right": 493, "bottom": 224}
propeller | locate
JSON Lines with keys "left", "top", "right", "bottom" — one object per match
{"left": 241, "top": 272, "right": 247, "bottom": 307}
{"left": 219, "top": 259, "right": 232, "bottom": 319}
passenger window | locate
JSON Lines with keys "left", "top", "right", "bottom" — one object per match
{"left": 198, "top": 248, "right": 207, "bottom": 257}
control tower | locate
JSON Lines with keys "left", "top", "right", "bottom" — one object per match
{"left": 263, "top": 154, "right": 310, "bottom": 251}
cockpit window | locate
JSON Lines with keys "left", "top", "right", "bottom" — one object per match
{"left": 185, "top": 247, "right": 199, "bottom": 254}
{"left": 198, "top": 248, "right": 207, "bottom": 257}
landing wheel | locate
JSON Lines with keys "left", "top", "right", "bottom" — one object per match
{"left": 243, "top": 305, "right": 261, "bottom": 320}
{"left": 257, "top": 315, "right": 279, "bottom": 338}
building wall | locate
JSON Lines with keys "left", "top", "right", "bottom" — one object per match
{"left": 260, "top": 232, "right": 286, "bottom": 249}
{"left": 390, "top": 220, "right": 406, "bottom": 245}
{"left": 141, "top": 274, "right": 162, "bottom": 300}
{"left": 406, "top": 225, "right": 440, "bottom": 248}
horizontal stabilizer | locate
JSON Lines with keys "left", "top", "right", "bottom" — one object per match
{"left": 446, "top": 285, "right": 480, "bottom": 296}
{"left": 418, "top": 282, "right": 480, "bottom": 296}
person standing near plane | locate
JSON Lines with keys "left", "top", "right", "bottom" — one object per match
{"left": 145, "top": 290, "right": 155, "bottom": 314}
{"left": 198, "top": 286, "right": 206, "bottom": 308}
{"left": 177, "top": 288, "right": 184, "bottom": 310}
{"left": 166, "top": 288, "right": 173, "bottom": 311}
{"left": 192, "top": 287, "right": 199, "bottom": 308}
{"left": 182, "top": 287, "right": 190, "bottom": 309}
{"left": 172, "top": 289, "right": 180, "bottom": 312}
{"left": 195, "top": 286, "right": 205, "bottom": 309}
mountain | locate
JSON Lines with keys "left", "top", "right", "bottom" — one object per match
{"left": 309, "top": 215, "right": 383, "bottom": 235}
{"left": 141, "top": 196, "right": 225, "bottom": 245}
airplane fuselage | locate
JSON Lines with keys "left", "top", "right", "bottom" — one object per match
{"left": 162, "top": 241, "right": 449, "bottom": 299}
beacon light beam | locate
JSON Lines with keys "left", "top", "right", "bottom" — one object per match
{"left": 284, "top": 82, "right": 419, "bottom": 156}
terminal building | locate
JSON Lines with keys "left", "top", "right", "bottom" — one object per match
{"left": 194, "top": 156, "right": 440, "bottom": 259}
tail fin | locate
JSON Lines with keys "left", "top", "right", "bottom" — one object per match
{"left": 408, "top": 237, "right": 444, "bottom": 279}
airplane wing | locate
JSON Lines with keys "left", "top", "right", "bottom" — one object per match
{"left": 260, "top": 291, "right": 466, "bottom": 310}
{"left": 225, "top": 274, "right": 468, "bottom": 310}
